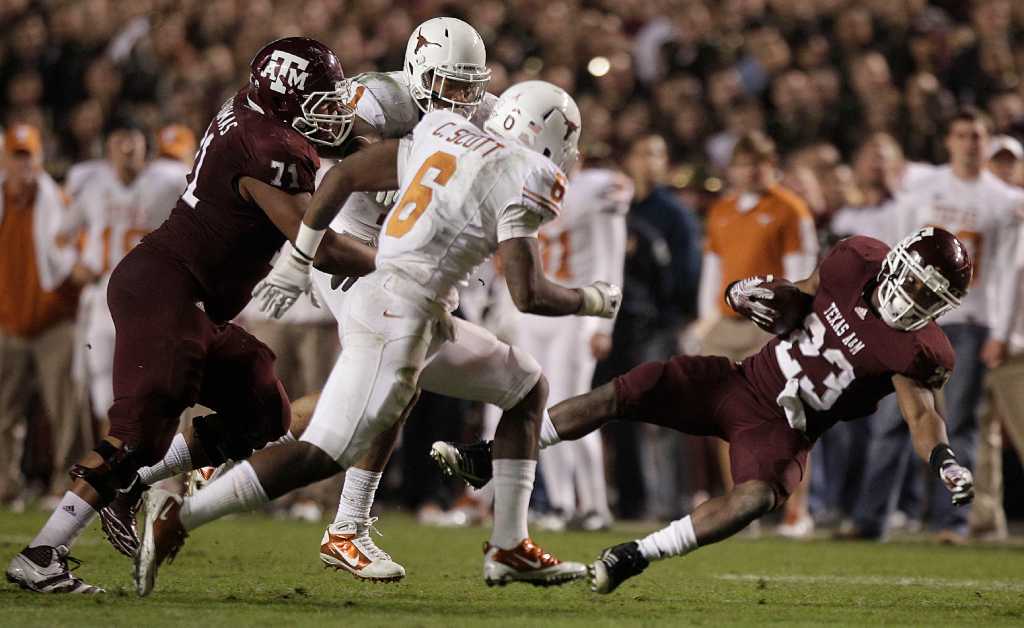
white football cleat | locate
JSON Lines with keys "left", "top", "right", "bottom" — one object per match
{"left": 776, "top": 514, "right": 815, "bottom": 539}
{"left": 483, "top": 538, "right": 586, "bottom": 587}
{"left": 320, "top": 518, "right": 406, "bottom": 582}
{"left": 134, "top": 488, "right": 187, "bottom": 597}
{"left": 6, "top": 545, "right": 104, "bottom": 594}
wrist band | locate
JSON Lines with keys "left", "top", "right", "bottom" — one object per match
{"left": 294, "top": 223, "right": 326, "bottom": 262}
{"left": 929, "top": 444, "right": 957, "bottom": 476}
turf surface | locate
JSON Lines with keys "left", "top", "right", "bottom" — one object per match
{"left": 1, "top": 510, "right": 1022, "bottom": 627}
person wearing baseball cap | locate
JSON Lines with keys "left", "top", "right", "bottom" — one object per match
{"left": 156, "top": 123, "right": 196, "bottom": 164}
{"left": 987, "top": 134, "right": 1023, "bottom": 186}
{"left": 0, "top": 123, "right": 93, "bottom": 508}
{"left": 971, "top": 133, "right": 1024, "bottom": 541}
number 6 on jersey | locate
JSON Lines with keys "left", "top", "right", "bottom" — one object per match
{"left": 386, "top": 151, "right": 457, "bottom": 238}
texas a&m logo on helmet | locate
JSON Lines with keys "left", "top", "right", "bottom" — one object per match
{"left": 249, "top": 37, "right": 355, "bottom": 147}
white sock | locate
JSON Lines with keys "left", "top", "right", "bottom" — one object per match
{"left": 490, "top": 459, "right": 536, "bottom": 549}
{"left": 539, "top": 409, "right": 561, "bottom": 448}
{"left": 30, "top": 492, "right": 97, "bottom": 548}
{"left": 138, "top": 433, "right": 193, "bottom": 485}
{"left": 637, "top": 515, "right": 698, "bottom": 562}
{"left": 334, "top": 467, "right": 381, "bottom": 523}
{"left": 179, "top": 461, "right": 268, "bottom": 531}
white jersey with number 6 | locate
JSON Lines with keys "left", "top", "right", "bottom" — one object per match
{"left": 376, "top": 110, "right": 566, "bottom": 309}
{"left": 301, "top": 110, "right": 564, "bottom": 467}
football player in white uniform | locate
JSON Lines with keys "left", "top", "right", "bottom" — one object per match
{"left": 135, "top": 81, "right": 621, "bottom": 594}
{"left": 70, "top": 122, "right": 192, "bottom": 424}
{"left": 119, "top": 18, "right": 493, "bottom": 581}
{"left": 515, "top": 167, "right": 631, "bottom": 529}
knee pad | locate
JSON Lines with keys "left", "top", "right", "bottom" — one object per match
{"left": 69, "top": 441, "right": 142, "bottom": 503}
{"left": 192, "top": 414, "right": 261, "bottom": 466}
{"left": 503, "top": 346, "right": 543, "bottom": 408}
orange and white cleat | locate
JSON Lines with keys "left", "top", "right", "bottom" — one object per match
{"left": 483, "top": 538, "right": 586, "bottom": 587}
{"left": 186, "top": 466, "right": 221, "bottom": 496}
{"left": 319, "top": 518, "right": 405, "bottom": 582}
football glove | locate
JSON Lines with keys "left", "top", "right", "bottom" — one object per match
{"left": 252, "top": 245, "right": 314, "bottom": 319}
{"left": 578, "top": 281, "right": 622, "bottom": 318}
{"left": 726, "top": 275, "right": 779, "bottom": 329}
{"left": 939, "top": 462, "right": 974, "bottom": 507}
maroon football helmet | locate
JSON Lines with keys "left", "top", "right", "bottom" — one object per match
{"left": 877, "top": 227, "right": 973, "bottom": 331}
{"left": 249, "top": 37, "right": 354, "bottom": 147}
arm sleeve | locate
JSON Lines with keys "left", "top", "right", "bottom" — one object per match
{"left": 396, "top": 135, "right": 413, "bottom": 185}
{"left": 698, "top": 251, "right": 723, "bottom": 321}
{"left": 984, "top": 206, "right": 1023, "bottom": 341}
{"left": 496, "top": 203, "right": 545, "bottom": 242}
{"left": 351, "top": 82, "right": 386, "bottom": 130}
{"left": 591, "top": 209, "right": 628, "bottom": 335}
{"left": 781, "top": 202, "right": 818, "bottom": 280}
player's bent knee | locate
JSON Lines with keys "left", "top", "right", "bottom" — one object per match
{"left": 732, "top": 480, "right": 780, "bottom": 516}
{"left": 69, "top": 440, "right": 143, "bottom": 504}
{"left": 613, "top": 360, "right": 668, "bottom": 420}
{"left": 292, "top": 441, "right": 343, "bottom": 481}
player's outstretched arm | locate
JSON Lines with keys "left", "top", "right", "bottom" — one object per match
{"left": 498, "top": 236, "right": 620, "bottom": 317}
{"left": 304, "top": 139, "right": 400, "bottom": 231}
{"left": 893, "top": 374, "right": 974, "bottom": 506}
{"left": 238, "top": 176, "right": 376, "bottom": 276}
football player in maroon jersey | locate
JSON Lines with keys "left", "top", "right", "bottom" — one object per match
{"left": 5, "top": 37, "right": 379, "bottom": 594}
{"left": 431, "top": 227, "right": 977, "bottom": 594}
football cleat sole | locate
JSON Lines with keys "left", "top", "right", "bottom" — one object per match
{"left": 320, "top": 555, "right": 405, "bottom": 583}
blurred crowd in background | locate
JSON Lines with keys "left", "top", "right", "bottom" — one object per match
{"left": 2, "top": 0, "right": 1023, "bottom": 542}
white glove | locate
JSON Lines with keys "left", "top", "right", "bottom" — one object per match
{"left": 939, "top": 462, "right": 974, "bottom": 507}
{"left": 726, "top": 276, "right": 778, "bottom": 329}
{"left": 376, "top": 189, "right": 399, "bottom": 209}
{"left": 578, "top": 281, "right": 622, "bottom": 318}
{"left": 252, "top": 247, "right": 313, "bottom": 319}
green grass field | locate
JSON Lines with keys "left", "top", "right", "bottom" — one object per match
{"left": 2, "top": 509, "right": 1022, "bottom": 627}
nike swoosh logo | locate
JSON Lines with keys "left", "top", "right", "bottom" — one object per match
{"left": 334, "top": 541, "right": 364, "bottom": 568}
{"left": 158, "top": 500, "right": 176, "bottom": 522}
{"left": 516, "top": 555, "right": 543, "bottom": 569}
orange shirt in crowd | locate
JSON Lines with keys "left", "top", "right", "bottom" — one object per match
{"left": 0, "top": 182, "right": 76, "bottom": 337}
{"left": 706, "top": 184, "right": 814, "bottom": 317}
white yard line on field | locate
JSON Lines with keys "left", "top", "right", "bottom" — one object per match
{"left": 716, "top": 573, "right": 1024, "bottom": 592}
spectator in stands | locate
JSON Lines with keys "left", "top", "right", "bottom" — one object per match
{"left": 848, "top": 108, "right": 1024, "bottom": 543}
{"left": 970, "top": 135, "right": 1024, "bottom": 540}
{"left": 0, "top": 125, "right": 92, "bottom": 508}
{"left": 696, "top": 130, "right": 818, "bottom": 535}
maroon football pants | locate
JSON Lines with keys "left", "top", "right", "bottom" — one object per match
{"left": 105, "top": 244, "right": 290, "bottom": 466}
{"left": 613, "top": 354, "right": 810, "bottom": 502}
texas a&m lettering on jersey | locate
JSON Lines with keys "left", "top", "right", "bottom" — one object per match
{"left": 741, "top": 236, "right": 955, "bottom": 438}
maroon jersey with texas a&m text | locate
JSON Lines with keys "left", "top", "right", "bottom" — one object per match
{"left": 741, "top": 236, "right": 955, "bottom": 439}
{"left": 142, "top": 89, "right": 319, "bottom": 322}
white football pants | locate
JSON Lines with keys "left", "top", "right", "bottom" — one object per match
{"left": 303, "top": 270, "right": 541, "bottom": 467}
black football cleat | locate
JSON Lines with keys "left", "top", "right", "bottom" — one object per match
{"left": 589, "top": 541, "right": 649, "bottom": 594}
{"left": 100, "top": 474, "right": 147, "bottom": 557}
{"left": 429, "top": 440, "right": 493, "bottom": 489}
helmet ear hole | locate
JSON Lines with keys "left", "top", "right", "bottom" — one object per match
{"left": 543, "top": 148, "right": 552, "bottom": 158}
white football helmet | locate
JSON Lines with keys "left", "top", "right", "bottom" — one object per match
{"left": 483, "top": 81, "right": 582, "bottom": 172}
{"left": 405, "top": 17, "right": 490, "bottom": 115}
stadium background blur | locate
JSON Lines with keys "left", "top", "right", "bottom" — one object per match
{"left": 2, "top": 0, "right": 1023, "bottom": 540}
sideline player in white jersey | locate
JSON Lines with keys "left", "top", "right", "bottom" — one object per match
{"left": 881, "top": 107, "right": 1024, "bottom": 538}
{"left": 70, "top": 122, "right": 192, "bottom": 423}
{"left": 516, "top": 166, "right": 630, "bottom": 530}
{"left": 135, "top": 81, "right": 622, "bottom": 594}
